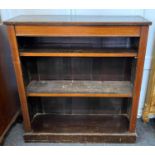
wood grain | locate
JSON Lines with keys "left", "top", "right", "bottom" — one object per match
{"left": 24, "top": 113, "right": 136, "bottom": 143}
{"left": 31, "top": 114, "right": 129, "bottom": 133}
{"left": 20, "top": 49, "right": 137, "bottom": 57}
{"left": 5, "top": 15, "right": 151, "bottom": 143}
{"left": 15, "top": 25, "right": 141, "bottom": 37}
{"left": 26, "top": 80, "right": 133, "bottom": 97}
{"left": 7, "top": 26, "right": 31, "bottom": 132}
{"left": 24, "top": 132, "right": 136, "bottom": 143}
{"left": 129, "top": 26, "right": 149, "bottom": 132}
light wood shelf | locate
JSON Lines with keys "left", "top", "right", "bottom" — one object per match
{"left": 20, "top": 48, "right": 137, "bottom": 57}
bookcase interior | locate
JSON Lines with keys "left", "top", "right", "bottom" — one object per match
{"left": 28, "top": 97, "right": 131, "bottom": 133}
{"left": 19, "top": 36, "right": 137, "bottom": 134}
{"left": 17, "top": 36, "right": 139, "bottom": 54}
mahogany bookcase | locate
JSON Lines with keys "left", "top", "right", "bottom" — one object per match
{"left": 4, "top": 15, "right": 151, "bottom": 143}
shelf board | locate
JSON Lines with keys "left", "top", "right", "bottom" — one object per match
{"left": 20, "top": 48, "right": 137, "bottom": 57}
{"left": 31, "top": 114, "right": 129, "bottom": 133}
{"left": 26, "top": 80, "right": 133, "bottom": 97}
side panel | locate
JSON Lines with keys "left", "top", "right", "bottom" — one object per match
{"left": 129, "top": 26, "right": 149, "bottom": 131}
{"left": 7, "top": 26, "right": 31, "bottom": 132}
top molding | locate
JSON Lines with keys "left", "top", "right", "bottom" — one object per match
{"left": 3, "top": 15, "right": 152, "bottom": 26}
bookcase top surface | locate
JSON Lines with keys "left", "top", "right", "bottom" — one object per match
{"left": 4, "top": 15, "right": 152, "bottom": 26}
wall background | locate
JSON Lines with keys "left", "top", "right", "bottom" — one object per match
{"left": 1, "top": 9, "right": 155, "bottom": 117}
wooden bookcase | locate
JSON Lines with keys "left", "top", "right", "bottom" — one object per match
{"left": 4, "top": 15, "right": 151, "bottom": 143}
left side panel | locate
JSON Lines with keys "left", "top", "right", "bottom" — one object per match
{"left": 6, "top": 25, "right": 31, "bottom": 132}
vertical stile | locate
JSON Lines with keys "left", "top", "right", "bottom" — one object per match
{"left": 129, "top": 26, "right": 149, "bottom": 132}
{"left": 7, "top": 26, "right": 31, "bottom": 132}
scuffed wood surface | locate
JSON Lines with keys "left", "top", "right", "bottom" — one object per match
{"left": 31, "top": 114, "right": 129, "bottom": 133}
{"left": 26, "top": 80, "right": 132, "bottom": 96}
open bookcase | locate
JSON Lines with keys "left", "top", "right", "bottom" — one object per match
{"left": 4, "top": 15, "right": 151, "bottom": 143}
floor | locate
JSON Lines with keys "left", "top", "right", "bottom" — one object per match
{"left": 3, "top": 119, "right": 155, "bottom": 146}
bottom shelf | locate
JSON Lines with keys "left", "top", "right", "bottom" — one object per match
{"left": 31, "top": 114, "right": 129, "bottom": 133}
{"left": 25, "top": 114, "right": 136, "bottom": 143}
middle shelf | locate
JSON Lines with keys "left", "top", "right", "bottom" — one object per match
{"left": 26, "top": 80, "right": 133, "bottom": 97}
{"left": 21, "top": 56, "right": 136, "bottom": 98}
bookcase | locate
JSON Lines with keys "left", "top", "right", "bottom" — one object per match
{"left": 4, "top": 15, "right": 151, "bottom": 143}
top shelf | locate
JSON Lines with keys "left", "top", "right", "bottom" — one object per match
{"left": 17, "top": 36, "right": 139, "bottom": 57}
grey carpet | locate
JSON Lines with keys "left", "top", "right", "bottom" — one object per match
{"left": 3, "top": 119, "right": 155, "bottom": 146}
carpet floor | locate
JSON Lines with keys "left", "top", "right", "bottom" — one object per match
{"left": 3, "top": 119, "right": 155, "bottom": 146}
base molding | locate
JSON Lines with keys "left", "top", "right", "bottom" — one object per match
{"left": 24, "top": 132, "right": 136, "bottom": 143}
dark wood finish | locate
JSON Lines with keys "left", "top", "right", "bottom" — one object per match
{"left": 5, "top": 15, "right": 151, "bottom": 143}
{"left": 4, "top": 15, "right": 151, "bottom": 26}
{"left": 0, "top": 24, "right": 19, "bottom": 144}
{"left": 24, "top": 132, "right": 136, "bottom": 143}
{"left": 21, "top": 57, "right": 132, "bottom": 81}
{"left": 27, "top": 97, "right": 130, "bottom": 116}
{"left": 31, "top": 114, "right": 129, "bottom": 133}
{"left": 26, "top": 80, "right": 132, "bottom": 97}
{"left": 18, "top": 36, "right": 139, "bottom": 57}
{"left": 17, "top": 36, "right": 139, "bottom": 49}
{"left": 24, "top": 114, "right": 136, "bottom": 143}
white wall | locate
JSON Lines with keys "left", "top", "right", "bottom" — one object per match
{"left": 0, "top": 10, "right": 1, "bottom": 22}
{"left": 1, "top": 9, "right": 155, "bottom": 117}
